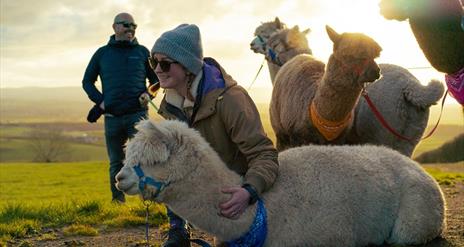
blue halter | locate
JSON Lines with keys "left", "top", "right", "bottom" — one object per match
{"left": 133, "top": 164, "right": 268, "bottom": 247}
{"left": 226, "top": 199, "right": 268, "bottom": 247}
{"left": 133, "top": 164, "right": 170, "bottom": 198}
{"left": 267, "top": 48, "right": 282, "bottom": 66}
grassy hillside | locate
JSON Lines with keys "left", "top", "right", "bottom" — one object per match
{"left": 0, "top": 162, "right": 167, "bottom": 245}
{"left": 0, "top": 161, "right": 462, "bottom": 245}
{"left": 413, "top": 125, "right": 464, "bottom": 158}
{"left": 0, "top": 162, "right": 110, "bottom": 204}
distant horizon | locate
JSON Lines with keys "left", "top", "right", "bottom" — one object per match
{"left": 1, "top": 84, "right": 462, "bottom": 106}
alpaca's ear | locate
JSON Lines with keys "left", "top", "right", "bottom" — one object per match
{"left": 287, "top": 26, "right": 300, "bottom": 45}
{"left": 126, "top": 120, "right": 171, "bottom": 165}
{"left": 302, "top": 28, "right": 311, "bottom": 35}
{"left": 275, "top": 17, "right": 282, "bottom": 28}
{"left": 326, "top": 25, "right": 341, "bottom": 44}
{"left": 135, "top": 120, "right": 170, "bottom": 144}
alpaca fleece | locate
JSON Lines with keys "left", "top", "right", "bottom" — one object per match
{"left": 116, "top": 119, "right": 445, "bottom": 247}
{"left": 266, "top": 25, "right": 444, "bottom": 155}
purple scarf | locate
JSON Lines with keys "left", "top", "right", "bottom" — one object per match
{"left": 445, "top": 67, "right": 464, "bottom": 105}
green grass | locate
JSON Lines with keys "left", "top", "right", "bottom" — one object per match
{"left": 423, "top": 165, "right": 464, "bottom": 186}
{"left": 0, "top": 161, "right": 462, "bottom": 246}
{"left": 63, "top": 224, "right": 98, "bottom": 236}
{"left": 0, "top": 162, "right": 168, "bottom": 244}
{"left": 0, "top": 162, "right": 110, "bottom": 203}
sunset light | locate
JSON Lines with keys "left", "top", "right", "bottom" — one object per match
{"left": 0, "top": 1, "right": 462, "bottom": 246}
{"left": 0, "top": 0, "right": 461, "bottom": 108}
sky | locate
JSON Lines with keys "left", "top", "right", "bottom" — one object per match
{"left": 0, "top": 0, "right": 459, "bottom": 105}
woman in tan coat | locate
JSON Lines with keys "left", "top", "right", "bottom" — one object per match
{"left": 150, "top": 23, "right": 279, "bottom": 247}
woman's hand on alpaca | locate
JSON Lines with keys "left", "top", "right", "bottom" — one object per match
{"left": 219, "top": 186, "right": 251, "bottom": 219}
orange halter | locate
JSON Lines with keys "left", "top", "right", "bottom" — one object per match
{"left": 309, "top": 102, "right": 353, "bottom": 141}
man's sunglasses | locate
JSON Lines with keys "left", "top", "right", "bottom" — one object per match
{"left": 115, "top": 21, "right": 137, "bottom": 29}
{"left": 148, "top": 56, "right": 179, "bottom": 72}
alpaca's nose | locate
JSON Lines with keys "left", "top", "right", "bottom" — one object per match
{"left": 250, "top": 41, "right": 258, "bottom": 50}
{"left": 115, "top": 170, "right": 125, "bottom": 182}
{"left": 362, "top": 62, "right": 381, "bottom": 83}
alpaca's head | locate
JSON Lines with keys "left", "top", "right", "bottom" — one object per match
{"left": 326, "top": 25, "right": 382, "bottom": 84}
{"left": 115, "top": 119, "right": 207, "bottom": 201}
{"left": 266, "top": 25, "right": 312, "bottom": 64}
{"left": 250, "top": 17, "right": 286, "bottom": 54}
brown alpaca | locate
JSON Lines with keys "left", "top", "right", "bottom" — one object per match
{"left": 271, "top": 26, "right": 382, "bottom": 150}
{"left": 250, "top": 18, "right": 312, "bottom": 83}
{"left": 263, "top": 22, "right": 444, "bottom": 155}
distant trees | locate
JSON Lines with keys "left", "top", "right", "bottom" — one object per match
{"left": 28, "top": 128, "right": 71, "bottom": 162}
{"left": 415, "top": 133, "right": 464, "bottom": 163}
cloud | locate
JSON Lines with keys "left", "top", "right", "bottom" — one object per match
{"left": 0, "top": 0, "right": 438, "bottom": 89}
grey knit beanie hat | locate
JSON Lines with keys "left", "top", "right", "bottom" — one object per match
{"left": 152, "top": 24, "right": 203, "bottom": 75}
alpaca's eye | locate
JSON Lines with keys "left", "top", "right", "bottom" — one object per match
{"left": 269, "top": 39, "right": 279, "bottom": 48}
{"left": 344, "top": 55, "right": 361, "bottom": 62}
{"left": 275, "top": 43, "right": 285, "bottom": 52}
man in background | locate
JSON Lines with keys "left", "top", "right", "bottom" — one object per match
{"left": 82, "top": 12, "right": 157, "bottom": 203}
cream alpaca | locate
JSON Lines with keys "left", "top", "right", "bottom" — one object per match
{"left": 116, "top": 119, "right": 445, "bottom": 247}
{"left": 250, "top": 20, "right": 312, "bottom": 82}
{"left": 250, "top": 17, "right": 313, "bottom": 84}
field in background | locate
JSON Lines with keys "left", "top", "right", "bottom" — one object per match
{"left": 0, "top": 87, "right": 462, "bottom": 162}
{"left": 0, "top": 119, "right": 461, "bottom": 162}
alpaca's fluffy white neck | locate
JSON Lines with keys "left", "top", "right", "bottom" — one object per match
{"left": 161, "top": 158, "right": 257, "bottom": 241}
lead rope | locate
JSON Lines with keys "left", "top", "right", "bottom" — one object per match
{"left": 362, "top": 88, "right": 447, "bottom": 142}
{"left": 143, "top": 200, "right": 152, "bottom": 247}
{"left": 247, "top": 58, "right": 266, "bottom": 91}
{"left": 148, "top": 100, "right": 159, "bottom": 112}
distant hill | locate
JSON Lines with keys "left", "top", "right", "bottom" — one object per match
{"left": 1, "top": 87, "right": 92, "bottom": 123}
{"left": 415, "top": 134, "right": 464, "bottom": 163}
{"left": 1, "top": 86, "right": 463, "bottom": 126}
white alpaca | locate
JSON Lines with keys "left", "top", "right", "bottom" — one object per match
{"left": 116, "top": 119, "right": 446, "bottom": 247}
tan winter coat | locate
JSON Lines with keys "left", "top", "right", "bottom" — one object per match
{"left": 158, "top": 58, "right": 278, "bottom": 194}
